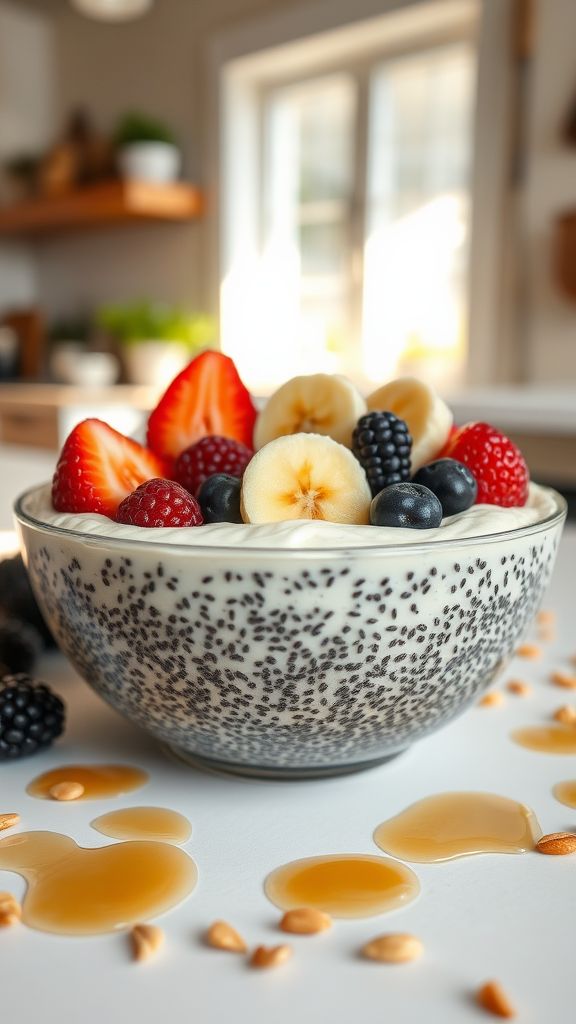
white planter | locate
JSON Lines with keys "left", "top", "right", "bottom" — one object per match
{"left": 50, "top": 344, "right": 120, "bottom": 387}
{"left": 118, "top": 142, "right": 180, "bottom": 184}
{"left": 122, "top": 340, "right": 190, "bottom": 387}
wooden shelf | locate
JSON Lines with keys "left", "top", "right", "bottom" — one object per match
{"left": 0, "top": 181, "right": 203, "bottom": 236}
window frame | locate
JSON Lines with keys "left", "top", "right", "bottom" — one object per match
{"left": 208, "top": 0, "right": 518, "bottom": 391}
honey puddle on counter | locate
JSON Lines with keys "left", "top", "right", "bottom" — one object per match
{"left": 27, "top": 764, "right": 149, "bottom": 800}
{"left": 0, "top": 830, "right": 197, "bottom": 935}
{"left": 92, "top": 807, "right": 192, "bottom": 844}
{"left": 265, "top": 854, "right": 419, "bottom": 919}
{"left": 511, "top": 725, "right": 576, "bottom": 754}
{"left": 552, "top": 780, "right": 576, "bottom": 808}
{"left": 373, "top": 792, "right": 541, "bottom": 862}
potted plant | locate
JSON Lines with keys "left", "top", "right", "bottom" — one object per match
{"left": 114, "top": 113, "right": 180, "bottom": 184}
{"left": 48, "top": 317, "right": 120, "bottom": 386}
{"left": 97, "top": 301, "right": 216, "bottom": 385}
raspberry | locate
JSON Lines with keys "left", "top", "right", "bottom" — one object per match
{"left": 116, "top": 479, "right": 204, "bottom": 528}
{"left": 174, "top": 435, "right": 253, "bottom": 496}
{"left": 352, "top": 411, "right": 412, "bottom": 497}
{"left": 445, "top": 422, "right": 529, "bottom": 507}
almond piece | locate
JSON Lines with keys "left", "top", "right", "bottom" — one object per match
{"left": 551, "top": 671, "right": 576, "bottom": 690}
{"left": 516, "top": 643, "right": 541, "bottom": 659}
{"left": 279, "top": 907, "right": 332, "bottom": 935}
{"left": 0, "top": 813, "right": 20, "bottom": 831}
{"left": 535, "top": 831, "right": 576, "bottom": 855}
{"left": 537, "top": 610, "right": 555, "bottom": 627}
{"left": 506, "top": 681, "right": 531, "bottom": 697}
{"left": 477, "top": 980, "right": 516, "bottom": 1018}
{"left": 478, "top": 692, "right": 504, "bottom": 708}
{"left": 206, "top": 920, "right": 247, "bottom": 953}
{"left": 250, "top": 944, "right": 292, "bottom": 969}
{"left": 49, "top": 781, "right": 85, "bottom": 801}
{"left": 0, "top": 892, "right": 21, "bottom": 927}
{"left": 361, "top": 932, "right": 423, "bottom": 964}
{"left": 553, "top": 705, "right": 576, "bottom": 725}
{"left": 130, "top": 923, "right": 164, "bottom": 961}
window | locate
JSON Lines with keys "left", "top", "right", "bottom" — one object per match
{"left": 219, "top": 3, "right": 483, "bottom": 395}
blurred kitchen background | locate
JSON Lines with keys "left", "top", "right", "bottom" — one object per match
{"left": 0, "top": 0, "right": 575, "bottom": 529}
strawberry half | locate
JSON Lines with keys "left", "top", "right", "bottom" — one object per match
{"left": 52, "top": 419, "right": 169, "bottom": 518}
{"left": 146, "top": 350, "right": 257, "bottom": 461}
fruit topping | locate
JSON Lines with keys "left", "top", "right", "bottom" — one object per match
{"left": 240, "top": 433, "right": 372, "bottom": 525}
{"left": 147, "top": 350, "right": 257, "bottom": 460}
{"left": 0, "top": 674, "right": 65, "bottom": 761}
{"left": 197, "top": 474, "right": 243, "bottom": 524}
{"left": 367, "top": 377, "right": 453, "bottom": 472}
{"left": 254, "top": 373, "right": 366, "bottom": 450}
{"left": 370, "top": 482, "right": 443, "bottom": 530}
{"left": 0, "top": 619, "right": 43, "bottom": 677}
{"left": 412, "top": 458, "right": 477, "bottom": 516}
{"left": 443, "top": 422, "right": 529, "bottom": 507}
{"left": 116, "top": 478, "right": 203, "bottom": 528}
{"left": 52, "top": 419, "right": 168, "bottom": 518}
{"left": 352, "top": 411, "right": 412, "bottom": 497}
{"left": 174, "top": 435, "right": 253, "bottom": 496}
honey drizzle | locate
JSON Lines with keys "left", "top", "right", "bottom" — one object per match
{"left": 512, "top": 725, "right": 576, "bottom": 754}
{"left": 0, "top": 830, "right": 197, "bottom": 935}
{"left": 373, "top": 792, "right": 541, "bottom": 862}
{"left": 265, "top": 854, "right": 419, "bottom": 919}
{"left": 552, "top": 780, "right": 576, "bottom": 808}
{"left": 27, "top": 764, "right": 149, "bottom": 800}
{"left": 91, "top": 807, "right": 191, "bottom": 844}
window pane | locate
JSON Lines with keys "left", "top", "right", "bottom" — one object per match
{"left": 363, "top": 44, "right": 475, "bottom": 391}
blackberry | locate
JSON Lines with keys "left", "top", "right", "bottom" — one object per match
{"left": 352, "top": 411, "right": 412, "bottom": 497}
{"left": 0, "top": 555, "right": 55, "bottom": 648}
{"left": 0, "top": 618, "right": 43, "bottom": 675}
{"left": 0, "top": 674, "right": 65, "bottom": 761}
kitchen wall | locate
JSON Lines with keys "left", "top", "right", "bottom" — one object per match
{"left": 524, "top": 0, "right": 576, "bottom": 384}
{"left": 0, "top": 0, "right": 56, "bottom": 313}
{"left": 32, "top": 0, "right": 306, "bottom": 319}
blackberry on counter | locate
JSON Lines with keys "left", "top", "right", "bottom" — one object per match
{"left": 0, "top": 554, "right": 55, "bottom": 648}
{"left": 0, "top": 674, "right": 65, "bottom": 761}
{"left": 352, "top": 411, "right": 412, "bottom": 497}
{"left": 0, "top": 618, "right": 43, "bottom": 675}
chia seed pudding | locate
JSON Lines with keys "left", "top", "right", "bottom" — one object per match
{"left": 15, "top": 484, "right": 565, "bottom": 778}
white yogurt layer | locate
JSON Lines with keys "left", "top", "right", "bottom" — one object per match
{"left": 24, "top": 482, "right": 560, "bottom": 549}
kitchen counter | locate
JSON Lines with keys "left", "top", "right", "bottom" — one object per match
{"left": 0, "top": 444, "right": 575, "bottom": 1022}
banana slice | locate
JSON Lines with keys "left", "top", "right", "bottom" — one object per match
{"left": 254, "top": 374, "right": 366, "bottom": 450}
{"left": 241, "top": 433, "right": 371, "bottom": 525}
{"left": 367, "top": 377, "right": 453, "bottom": 472}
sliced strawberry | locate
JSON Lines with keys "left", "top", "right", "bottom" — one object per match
{"left": 52, "top": 419, "right": 170, "bottom": 518}
{"left": 146, "top": 350, "right": 257, "bottom": 460}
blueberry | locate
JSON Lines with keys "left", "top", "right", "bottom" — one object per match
{"left": 412, "top": 458, "right": 477, "bottom": 516}
{"left": 197, "top": 474, "right": 243, "bottom": 524}
{"left": 370, "top": 483, "right": 443, "bottom": 530}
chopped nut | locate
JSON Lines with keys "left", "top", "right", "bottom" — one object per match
{"left": 535, "top": 831, "right": 576, "bottom": 855}
{"left": 553, "top": 705, "right": 576, "bottom": 725}
{"left": 506, "top": 681, "right": 531, "bottom": 697}
{"left": 478, "top": 692, "right": 504, "bottom": 708}
{"left": 0, "top": 892, "right": 21, "bottom": 927}
{"left": 49, "top": 781, "right": 85, "bottom": 801}
{"left": 516, "top": 643, "right": 541, "bottom": 660}
{"left": 130, "top": 923, "right": 164, "bottom": 961}
{"left": 551, "top": 671, "right": 576, "bottom": 690}
{"left": 0, "top": 813, "right": 20, "bottom": 831}
{"left": 279, "top": 907, "right": 332, "bottom": 935}
{"left": 476, "top": 980, "right": 516, "bottom": 1018}
{"left": 536, "top": 610, "right": 555, "bottom": 627}
{"left": 250, "top": 944, "right": 292, "bottom": 969}
{"left": 206, "top": 920, "right": 247, "bottom": 953}
{"left": 361, "top": 933, "right": 423, "bottom": 964}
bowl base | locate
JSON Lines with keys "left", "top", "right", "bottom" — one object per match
{"left": 161, "top": 743, "right": 406, "bottom": 781}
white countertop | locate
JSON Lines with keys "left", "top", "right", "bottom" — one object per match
{"left": 1, "top": 524, "right": 575, "bottom": 1023}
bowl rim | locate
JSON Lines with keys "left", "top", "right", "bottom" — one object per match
{"left": 13, "top": 483, "right": 568, "bottom": 559}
